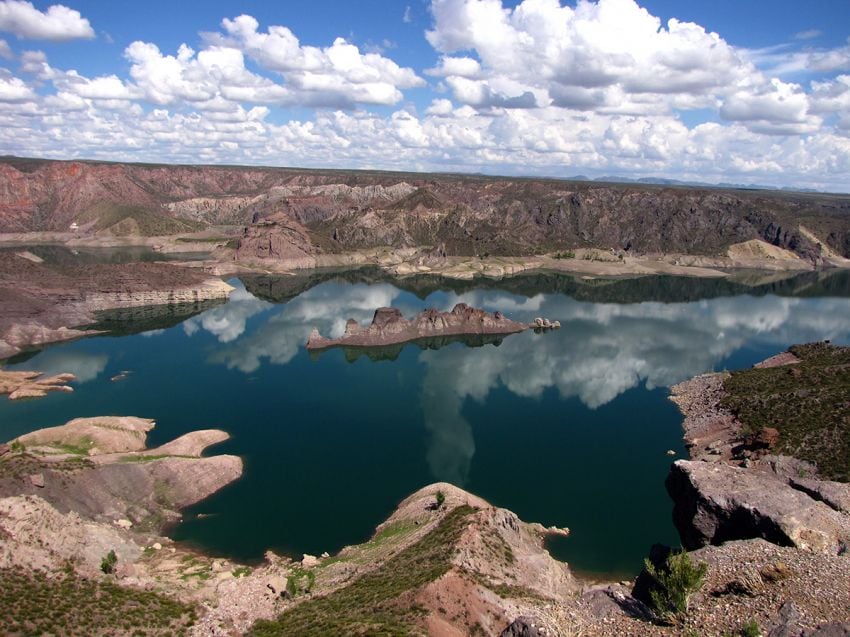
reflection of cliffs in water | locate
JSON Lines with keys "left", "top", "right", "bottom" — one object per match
{"left": 240, "top": 268, "right": 377, "bottom": 303}
{"left": 242, "top": 268, "right": 850, "bottom": 305}
{"left": 313, "top": 333, "right": 508, "bottom": 363}
{"left": 0, "top": 245, "right": 209, "bottom": 266}
{"left": 85, "top": 298, "right": 228, "bottom": 337}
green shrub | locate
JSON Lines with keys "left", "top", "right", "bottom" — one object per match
{"left": 100, "top": 550, "right": 118, "bottom": 575}
{"left": 741, "top": 619, "right": 762, "bottom": 637}
{"left": 435, "top": 490, "right": 446, "bottom": 509}
{"left": 644, "top": 550, "right": 708, "bottom": 622}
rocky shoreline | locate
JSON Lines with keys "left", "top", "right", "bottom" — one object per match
{"left": 0, "top": 251, "right": 233, "bottom": 359}
{"left": 2, "top": 347, "right": 850, "bottom": 636}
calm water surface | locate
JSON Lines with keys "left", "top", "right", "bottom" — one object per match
{"left": 3, "top": 270, "right": 850, "bottom": 577}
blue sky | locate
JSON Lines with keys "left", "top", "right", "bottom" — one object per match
{"left": 0, "top": 0, "right": 849, "bottom": 190}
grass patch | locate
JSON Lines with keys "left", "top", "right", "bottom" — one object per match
{"left": 0, "top": 565, "right": 196, "bottom": 636}
{"left": 80, "top": 202, "right": 204, "bottom": 237}
{"left": 50, "top": 437, "right": 94, "bottom": 456}
{"left": 117, "top": 454, "right": 193, "bottom": 463}
{"left": 175, "top": 236, "right": 232, "bottom": 243}
{"left": 722, "top": 342, "right": 850, "bottom": 481}
{"left": 371, "top": 520, "right": 417, "bottom": 545}
{"left": 249, "top": 505, "right": 477, "bottom": 637}
{"left": 0, "top": 454, "right": 93, "bottom": 480}
{"left": 286, "top": 567, "right": 316, "bottom": 597}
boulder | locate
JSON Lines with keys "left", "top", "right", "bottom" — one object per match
{"left": 667, "top": 460, "right": 850, "bottom": 554}
{"left": 767, "top": 601, "right": 803, "bottom": 637}
{"left": 789, "top": 477, "right": 850, "bottom": 515}
{"left": 499, "top": 616, "right": 546, "bottom": 637}
{"left": 266, "top": 575, "right": 288, "bottom": 596}
{"left": 29, "top": 473, "right": 45, "bottom": 488}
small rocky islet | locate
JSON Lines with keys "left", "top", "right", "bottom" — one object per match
{"left": 305, "top": 302, "right": 560, "bottom": 352}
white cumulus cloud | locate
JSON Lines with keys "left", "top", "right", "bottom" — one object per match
{"left": 0, "top": 0, "right": 93, "bottom": 41}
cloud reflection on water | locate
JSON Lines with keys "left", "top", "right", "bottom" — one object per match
{"left": 29, "top": 350, "right": 109, "bottom": 383}
{"left": 206, "top": 282, "right": 404, "bottom": 373}
{"left": 188, "top": 279, "right": 850, "bottom": 483}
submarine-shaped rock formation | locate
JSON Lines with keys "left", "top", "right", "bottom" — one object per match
{"left": 305, "top": 303, "right": 559, "bottom": 351}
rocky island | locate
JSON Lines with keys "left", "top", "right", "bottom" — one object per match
{"left": 305, "top": 303, "right": 559, "bottom": 351}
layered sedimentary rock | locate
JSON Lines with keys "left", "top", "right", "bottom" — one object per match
{"left": 0, "top": 251, "right": 233, "bottom": 358}
{"left": 0, "top": 369, "right": 75, "bottom": 400}
{"left": 1, "top": 416, "right": 242, "bottom": 529}
{"left": 2, "top": 157, "right": 849, "bottom": 264}
{"left": 306, "top": 303, "right": 558, "bottom": 350}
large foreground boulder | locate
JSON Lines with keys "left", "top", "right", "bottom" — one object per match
{"left": 667, "top": 460, "right": 850, "bottom": 553}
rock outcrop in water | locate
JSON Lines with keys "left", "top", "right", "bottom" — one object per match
{"left": 305, "top": 303, "right": 558, "bottom": 351}
{"left": 1, "top": 416, "right": 242, "bottom": 529}
{"left": 0, "top": 369, "right": 76, "bottom": 400}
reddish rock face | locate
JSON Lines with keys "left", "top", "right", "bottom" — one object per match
{"left": 2, "top": 157, "right": 849, "bottom": 261}
{"left": 372, "top": 307, "right": 404, "bottom": 328}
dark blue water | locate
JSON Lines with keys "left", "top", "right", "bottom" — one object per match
{"left": 2, "top": 271, "right": 850, "bottom": 578}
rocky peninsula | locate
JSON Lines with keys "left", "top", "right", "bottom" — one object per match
{"left": 0, "top": 250, "right": 233, "bottom": 359}
{"left": 305, "top": 303, "right": 559, "bottom": 351}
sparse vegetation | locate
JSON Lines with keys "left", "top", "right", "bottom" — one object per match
{"left": 644, "top": 550, "right": 708, "bottom": 622}
{"left": 285, "top": 567, "right": 316, "bottom": 597}
{"left": 0, "top": 565, "right": 196, "bottom": 636}
{"left": 722, "top": 342, "right": 850, "bottom": 481}
{"left": 741, "top": 618, "right": 762, "bottom": 637}
{"left": 249, "top": 505, "right": 477, "bottom": 636}
{"left": 232, "top": 565, "right": 252, "bottom": 578}
{"left": 79, "top": 202, "right": 204, "bottom": 237}
{"left": 100, "top": 550, "right": 117, "bottom": 574}
{"left": 553, "top": 250, "right": 575, "bottom": 259}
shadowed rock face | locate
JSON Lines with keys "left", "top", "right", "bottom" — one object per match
{"left": 305, "top": 302, "right": 551, "bottom": 351}
{"left": 667, "top": 460, "right": 850, "bottom": 554}
{"left": 2, "top": 157, "right": 850, "bottom": 260}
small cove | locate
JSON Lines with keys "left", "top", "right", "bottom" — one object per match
{"left": 2, "top": 269, "right": 850, "bottom": 577}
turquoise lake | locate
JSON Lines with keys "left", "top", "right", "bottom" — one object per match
{"left": 2, "top": 269, "right": 850, "bottom": 578}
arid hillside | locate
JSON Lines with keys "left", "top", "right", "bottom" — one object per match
{"left": 2, "top": 156, "right": 849, "bottom": 261}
